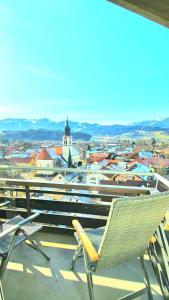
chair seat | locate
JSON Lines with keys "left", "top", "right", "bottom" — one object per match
{"left": 74, "top": 227, "right": 104, "bottom": 252}
{"left": 86, "top": 227, "right": 104, "bottom": 252}
{"left": 0, "top": 215, "right": 42, "bottom": 256}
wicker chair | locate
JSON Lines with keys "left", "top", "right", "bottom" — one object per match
{"left": 70, "top": 192, "right": 169, "bottom": 300}
{"left": 0, "top": 281, "right": 4, "bottom": 300}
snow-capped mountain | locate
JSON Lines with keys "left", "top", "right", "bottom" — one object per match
{"left": 0, "top": 117, "right": 169, "bottom": 137}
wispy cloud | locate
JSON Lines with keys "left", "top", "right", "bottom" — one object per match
{"left": 21, "top": 98, "right": 87, "bottom": 108}
{"left": 0, "top": 105, "right": 24, "bottom": 115}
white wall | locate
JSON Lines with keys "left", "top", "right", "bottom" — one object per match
{"left": 86, "top": 173, "right": 108, "bottom": 185}
{"left": 36, "top": 160, "right": 55, "bottom": 175}
{"left": 62, "top": 146, "right": 80, "bottom": 164}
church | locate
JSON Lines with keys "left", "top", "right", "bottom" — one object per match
{"left": 36, "top": 118, "right": 80, "bottom": 174}
{"left": 62, "top": 117, "right": 80, "bottom": 166}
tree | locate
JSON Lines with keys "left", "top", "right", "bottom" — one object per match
{"left": 132, "top": 141, "right": 136, "bottom": 147}
{"left": 0, "top": 147, "right": 6, "bottom": 158}
{"left": 68, "top": 149, "right": 73, "bottom": 168}
{"left": 151, "top": 138, "right": 156, "bottom": 152}
{"left": 78, "top": 161, "right": 82, "bottom": 167}
{"left": 87, "top": 144, "right": 91, "bottom": 151}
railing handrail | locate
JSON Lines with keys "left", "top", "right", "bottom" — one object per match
{"left": 0, "top": 164, "right": 154, "bottom": 177}
{"left": 154, "top": 173, "right": 169, "bottom": 190}
{"left": 0, "top": 177, "right": 151, "bottom": 194}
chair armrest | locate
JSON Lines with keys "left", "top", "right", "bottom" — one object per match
{"left": 149, "top": 236, "right": 156, "bottom": 244}
{"left": 0, "top": 201, "right": 10, "bottom": 208}
{"left": 0, "top": 212, "right": 40, "bottom": 239}
{"left": 72, "top": 220, "right": 99, "bottom": 262}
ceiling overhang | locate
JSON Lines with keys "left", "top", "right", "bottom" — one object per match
{"left": 108, "top": 0, "right": 169, "bottom": 28}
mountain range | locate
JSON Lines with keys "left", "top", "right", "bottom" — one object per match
{"left": 0, "top": 117, "right": 169, "bottom": 139}
{"left": 1, "top": 129, "right": 91, "bottom": 142}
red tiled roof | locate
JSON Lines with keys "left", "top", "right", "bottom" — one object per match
{"left": 90, "top": 154, "right": 108, "bottom": 162}
{"left": 108, "top": 159, "right": 119, "bottom": 164}
{"left": 89, "top": 157, "right": 104, "bottom": 163}
{"left": 6, "top": 145, "right": 17, "bottom": 151}
{"left": 142, "top": 158, "right": 169, "bottom": 168}
{"left": 10, "top": 157, "right": 32, "bottom": 164}
{"left": 37, "top": 149, "right": 52, "bottom": 160}
{"left": 54, "top": 146, "right": 62, "bottom": 155}
{"left": 91, "top": 153, "right": 108, "bottom": 158}
{"left": 31, "top": 151, "right": 40, "bottom": 159}
{"left": 131, "top": 157, "right": 169, "bottom": 168}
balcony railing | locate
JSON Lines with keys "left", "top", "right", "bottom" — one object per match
{"left": 0, "top": 165, "right": 168, "bottom": 231}
{"left": 0, "top": 165, "right": 169, "bottom": 298}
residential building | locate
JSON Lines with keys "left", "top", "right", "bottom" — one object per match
{"left": 36, "top": 148, "right": 67, "bottom": 175}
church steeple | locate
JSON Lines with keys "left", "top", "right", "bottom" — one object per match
{"left": 62, "top": 116, "right": 79, "bottom": 166}
{"left": 63, "top": 116, "right": 72, "bottom": 154}
{"left": 64, "top": 116, "right": 71, "bottom": 137}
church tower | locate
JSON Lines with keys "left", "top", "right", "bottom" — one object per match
{"left": 62, "top": 117, "right": 72, "bottom": 162}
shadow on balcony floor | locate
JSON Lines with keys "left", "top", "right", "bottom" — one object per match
{"left": 2, "top": 232, "right": 163, "bottom": 300}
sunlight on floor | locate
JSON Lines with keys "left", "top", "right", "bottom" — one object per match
{"left": 40, "top": 240, "right": 76, "bottom": 250}
{"left": 7, "top": 262, "right": 52, "bottom": 277}
{"left": 6, "top": 261, "right": 161, "bottom": 295}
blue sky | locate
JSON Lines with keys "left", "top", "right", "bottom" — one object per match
{"left": 0, "top": 0, "right": 169, "bottom": 124}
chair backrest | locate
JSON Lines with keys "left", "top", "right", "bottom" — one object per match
{"left": 96, "top": 192, "right": 169, "bottom": 271}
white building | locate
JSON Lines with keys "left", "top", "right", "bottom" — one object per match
{"left": 36, "top": 148, "right": 67, "bottom": 175}
{"left": 86, "top": 173, "right": 109, "bottom": 185}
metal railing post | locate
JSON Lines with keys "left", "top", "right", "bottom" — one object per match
{"left": 25, "top": 185, "right": 31, "bottom": 216}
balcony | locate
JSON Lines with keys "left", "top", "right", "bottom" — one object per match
{"left": 2, "top": 231, "right": 162, "bottom": 300}
{"left": 0, "top": 166, "right": 169, "bottom": 299}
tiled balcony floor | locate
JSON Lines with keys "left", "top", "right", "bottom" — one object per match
{"left": 2, "top": 232, "right": 163, "bottom": 300}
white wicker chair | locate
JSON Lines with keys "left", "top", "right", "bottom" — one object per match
{"left": 70, "top": 192, "right": 169, "bottom": 300}
{"left": 0, "top": 281, "right": 4, "bottom": 300}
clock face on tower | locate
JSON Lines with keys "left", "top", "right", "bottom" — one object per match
{"left": 63, "top": 136, "right": 72, "bottom": 146}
